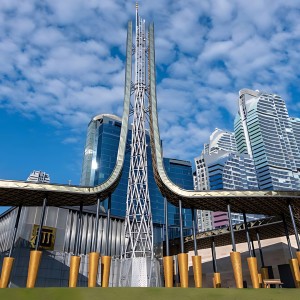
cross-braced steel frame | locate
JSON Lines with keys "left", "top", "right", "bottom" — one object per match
{"left": 122, "top": 5, "right": 153, "bottom": 259}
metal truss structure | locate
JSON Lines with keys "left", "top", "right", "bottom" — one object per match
{"left": 123, "top": 5, "right": 153, "bottom": 260}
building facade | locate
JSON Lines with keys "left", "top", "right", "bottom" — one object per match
{"left": 27, "top": 170, "right": 50, "bottom": 183}
{"left": 234, "top": 89, "right": 300, "bottom": 190}
{"left": 195, "top": 129, "right": 261, "bottom": 230}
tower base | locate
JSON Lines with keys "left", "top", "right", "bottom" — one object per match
{"left": 110, "top": 257, "right": 161, "bottom": 287}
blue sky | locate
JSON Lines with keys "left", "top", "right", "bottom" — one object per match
{"left": 1, "top": 1, "right": 300, "bottom": 213}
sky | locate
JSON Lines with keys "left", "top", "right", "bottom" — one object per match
{"left": 0, "top": 0, "right": 300, "bottom": 206}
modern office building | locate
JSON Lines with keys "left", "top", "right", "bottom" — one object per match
{"left": 195, "top": 129, "right": 261, "bottom": 230}
{"left": 234, "top": 89, "right": 300, "bottom": 190}
{"left": 207, "top": 128, "right": 237, "bottom": 154}
{"left": 27, "top": 170, "right": 50, "bottom": 183}
{"left": 290, "top": 117, "right": 300, "bottom": 152}
{"left": 80, "top": 114, "right": 193, "bottom": 239}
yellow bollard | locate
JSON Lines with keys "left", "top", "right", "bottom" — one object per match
{"left": 260, "top": 267, "right": 269, "bottom": 281}
{"left": 247, "top": 257, "right": 260, "bottom": 288}
{"left": 26, "top": 250, "right": 42, "bottom": 288}
{"left": 178, "top": 253, "right": 188, "bottom": 288}
{"left": 258, "top": 273, "right": 263, "bottom": 288}
{"left": 0, "top": 257, "right": 14, "bottom": 288}
{"left": 214, "top": 272, "right": 221, "bottom": 288}
{"left": 163, "top": 256, "right": 173, "bottom": 287}
{"left": 296, "top": 251, "right": 300, "bottom": 267}
{"left": 192, "top": 256, "right": 202, "bottom": 288}
{"left": 101, "top": 256, "right": 111, "bottom": 288}
{"left": 289, "top": 258, "right": 300, "bottom": 288}
{"left": 69, "top": 256, "right": 81, "bottom": 288}
{"left": 230, "top": 252, "right": 243, "bottom": 288}
{"left": 88, "top": 252, "right": 100, "bottom": 287}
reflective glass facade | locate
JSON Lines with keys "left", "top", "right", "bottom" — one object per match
{"left": 80, "top": 114, "right": 193, "bottom": 238}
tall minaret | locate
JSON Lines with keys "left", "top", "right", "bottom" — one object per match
{"left": 123, "top": 2, "right": 153, "bottom": 264}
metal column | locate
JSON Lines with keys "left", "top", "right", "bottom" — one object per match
{"left": 92, "top": 198, "right": 100, "bottom": 252}
{"left": 282, "top": 214, "right": 293, "bottom": 259}
{"left": 179, "top": 200, "right": 184, "bottom": 253}
{"left": 106, "top": 195, "right": 111, "bottom": 256}
{"left": 251, "top": 239, "right": 256, "bottom": 257}
{"left": 256, "top": 231, "right": 265, "bottom": 267}
{"left": 243, "top": 212, "right": 252, "bottom": 257}
{"left": 288, "top": 203, "right": 300, "bottom": 251}
{"left": 227, "top": 203, "right": 236, "bottom": 252}
{"left": 35, "top": 198, "right": 47, "bottom": 250}
{"left": 8, "top": 205, "right": 22, "bottom": 257}
{"left": 211, "top": 237, "right": 218, "bottom": 273}
{"left": 75, "top": 202, "right": 83, "bottom": 256}
{"left": 192, "top": 209, "right": 198, "bottom": 256}
{"left": 164, "top": 198, "right": 170, "bottom": 256}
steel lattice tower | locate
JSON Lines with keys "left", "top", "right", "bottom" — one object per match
{"left": 123, "top": 4, "right": 153, "bottom": 259}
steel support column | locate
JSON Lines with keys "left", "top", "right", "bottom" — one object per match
{"left": 211, "top": 238, "right": 218, "bottom": 273}
{"left": 26, "top": 197, "right": 47, "bottom": 288}
{"left": 106, "top": 195, "right": 111, "bottom": 256}
{"left": 251, "top": 239, "right": 256, "bottom": 257}
{"left": 191, "top": 208, "right": 197, "bottom": 256}
{"left": 288, "top": 203, "right": 300, "bottom": 251}
{"left": 243, "top": 212, "right": 252, "bottom": 257}
{"left": 178, "top": 200, "right": 188, "bottom": 287}
{"left": 179, "top": 200, "right": 184, "bottom": 254}
{"left": 88, "top": 197, "right": 101, "bottom": 288}
{"left": 35, "top": 198, "right": 47, "bottom": 251}
{"left": 163, "top": 198, "right": 173, "bottom": 287}
{"left": 164, "top": 198, "right": 169, "bottom": 256}
{"left": 256, "top": 231, "right": 265, "bottom": 267}
{"left": 228, "top": 203, "right": 243, "bottom": 288}
{"left": 92, "top": 197, "right": 100, "bottom": 252}
{"left": 227, "top": 203, "right": 236, "bottom": 252}
{"left": 9, "top": 205, "right": 22, "bottom": 257}
{"left": 75, "top": 202, "right": 83, "bottom": 256}
{"left": 282, "top": 214, "right": 293, "bottom": 259}
{"left": 69, "top": 201, "right": 83, "bottom": 288}
{"left": 0, "top": 205, "right": 22, "bottom": 288}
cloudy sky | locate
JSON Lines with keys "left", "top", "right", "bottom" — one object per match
{"left": 0, "top": 0, "right": 300, "bottom": 190}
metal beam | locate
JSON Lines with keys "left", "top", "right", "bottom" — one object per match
{"left": 211, "top": 237, "right": 218, "bottom": 273}
{"left": 192, "top": 208, "right": 198, "bottom": 256}
{"left": 288, "top": 203, "right": 300, "bottom": 251}
{"left": 92, "top": 198, "right": 100, "bottom": 252}
{"left": 35, "top": 198, "right": 47, "bottom": 251}
{"left": 106, "top": 195, "right": 111, "bottom": 256}
{"left": 165, "top": 198, "right": 170, "bottom": 256}
{"left": 243, "top": 212, "right": 252, "bottom": 257}
{"left": 282, "top": 214, "right": 293, "bottom": 259}
{"left": 227, "top": 203, "right": 236, "bottom": 252}
{"left": 8, "top": 205, "right": 22, "bottom": 257}
{"left": 179, "top": 200, "right": 184, "bottom": 253}
{"left": 256, "top": 230, "right": 265, "bottom": 267}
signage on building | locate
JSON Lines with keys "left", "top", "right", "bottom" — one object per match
{"left": 30, "top": 225, "right": 56, "bottom": 250}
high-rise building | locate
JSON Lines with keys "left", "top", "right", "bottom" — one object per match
{"left": 235, "top": 88, "right": 300, "bottom": 190}
{"left": 80, "top": 114, "right": 193, "bottom": 238}
{"left": 27, "top": 170, "right": 50, "bottom": 183}
{"left": 290, "top": 117, "right": 300, "bottom": 160}
{"left": 209, "top": 128, "right": 237, "bottom": 153}
{"left": 195, "top": 129, "right": 261, "bottom": 230}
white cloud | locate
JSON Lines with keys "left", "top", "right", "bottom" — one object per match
{"left": 0, "top": 0, "right": 300, "bottom": 164}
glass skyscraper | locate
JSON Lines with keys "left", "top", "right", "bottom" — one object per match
{"left": 80, "top": 114, "right": 193, "bottom": 238}
{"left": 195, "top": 128, "right": 261, "bottom": 231}
{"left": 235, "top": 89, "right": 300, "bottom": 190}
